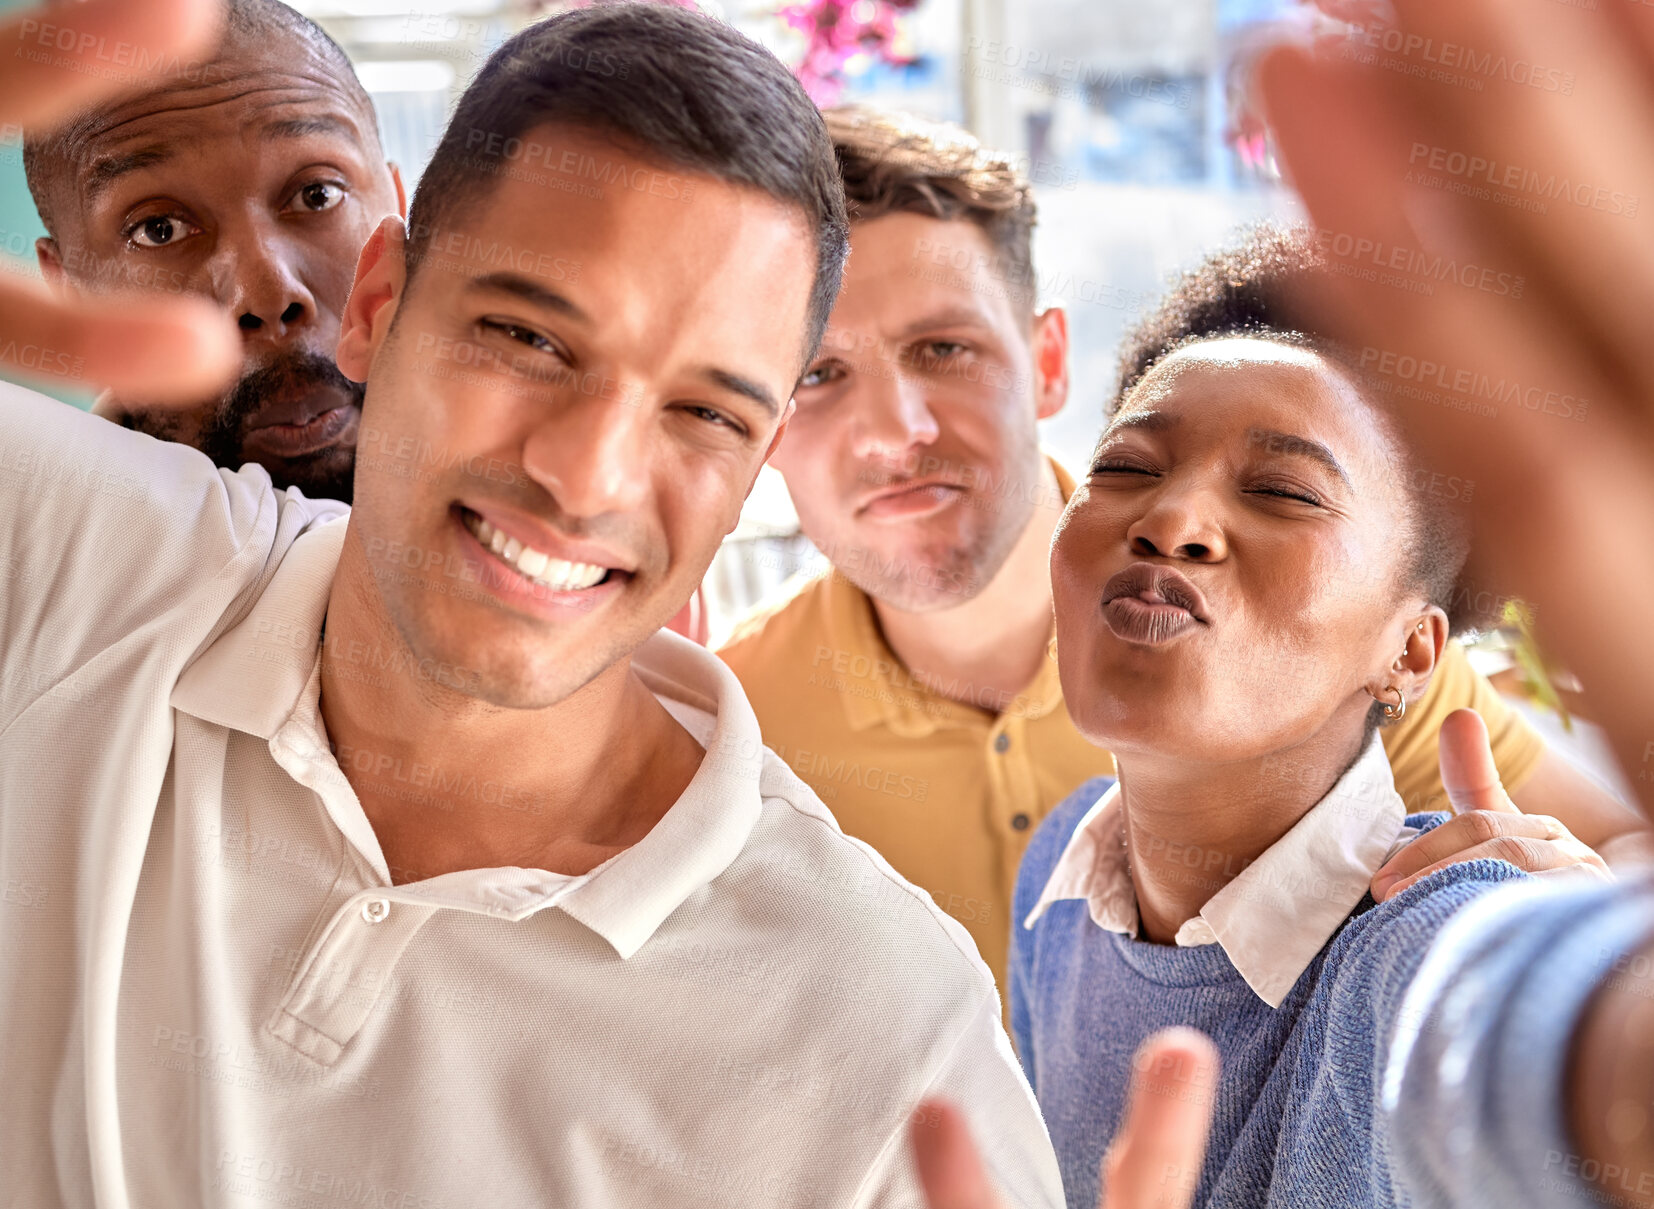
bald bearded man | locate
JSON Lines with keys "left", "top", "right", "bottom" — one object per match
{"left": 22, "top": 0, "right": 405, "bottom": 503}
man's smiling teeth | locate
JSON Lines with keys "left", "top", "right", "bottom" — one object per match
{"left": 463, "top": 512, "right": 608, "bottom": 590}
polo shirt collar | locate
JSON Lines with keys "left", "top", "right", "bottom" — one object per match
{"left": 1024, "top": 734, "right": 1411, "bottom": 1008}
{"left": 556, "top": 630, "right": 766, "bottom": 958}
{"left": 171, "top": 515, "right": 344, "bottom": 739}
{"left": 822, "top": 455, "right": 1075, "bottom": 736}
{"left": 172, "top": 516, "right": 767, "bottom": 961}
{"left": 824, "top": 568, "right": 954, "bottom": 736}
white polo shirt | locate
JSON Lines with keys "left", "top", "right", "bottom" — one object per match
{"left": 0, "top": 381, "right": 1062, "bottom": 1209}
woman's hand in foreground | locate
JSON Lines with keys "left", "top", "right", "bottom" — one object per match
{"left": 0, "top": 0, "right": 237, "bottom": 402}
{"left": 911, "top": 1028, "right": 1218, "bottom": 1209}
{"left": 1371, "top": 709, "right": 1610, "bottom": 901}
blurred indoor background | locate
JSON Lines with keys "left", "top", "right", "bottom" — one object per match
{"left": 0, "top": 0, "right": 1302, "bottom": 447}
{"left": 1, "top": 0, "right": 1626, "bottom": 798}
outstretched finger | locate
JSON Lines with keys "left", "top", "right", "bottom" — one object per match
{"left": 1439, "top": 709, "right": 1518, "bottom": 816}
{"left": 911, "top": 1099, "right": 1003, "bottom": 1209}
{"left": 1, "top": 0, "right": 225, "bottom": 131}
{"left": 0, "top": 280, "right": 238, "bottom": 403}
{"left": 1103, "top": 1029, "right": 1219, "bottom": 1209}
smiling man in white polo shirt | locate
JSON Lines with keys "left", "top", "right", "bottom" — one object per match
{"left": 0, "top": 5, "right": 1060, "bottom": 1207}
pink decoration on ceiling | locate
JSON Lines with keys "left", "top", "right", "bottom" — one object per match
{"left": 520, "top": 0, "right": 924, "bottom": 108}
{"left": 779, "top": 0, "right": 923, "bottom": 106}
{"left": 524, "top": 0, "right": 699, "bottom": 13}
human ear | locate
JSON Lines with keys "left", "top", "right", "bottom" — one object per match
{"left": 336, "top": 216, "right": 407, "bottom": 384}
{"left": 758, "top": 397, "right": 795, "bottom": 472}
{"left": 1032, "top": 306, "right": 1069, "bottom": 421}
{"left": 1365, "top": 607, "right": 1450, "bottom": 714}
{"left": 388, "top": 162, "right": 408, "bottom": 219}
{"left": 35, "top": 238, "right": 67, "bottom": 292}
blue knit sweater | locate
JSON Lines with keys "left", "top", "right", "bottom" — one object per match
{"left": 1010, "top": 777, "right": 1527, "bottom": 1209}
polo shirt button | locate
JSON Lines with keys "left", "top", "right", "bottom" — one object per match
{"left": 361, "top": 898, "right": 391, "bottom": 924}
{"left": 993, "top": 733, "right": 1010, "bottom": 753}
{"left": 1011, "top": 813, "right": 1031, "bottom": 831}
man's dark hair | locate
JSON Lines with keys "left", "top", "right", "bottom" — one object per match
{"left": 825, "top": 106, "right": 1037, "bottom": 313}
{"left": 22, "top": 0, "right": 376, "bottom": 237}
{"left": 1109, "top": 225, "right": 1479, "bottom": 729}
{"left": 405, "top": 5, "right": 849, "bottom": 368}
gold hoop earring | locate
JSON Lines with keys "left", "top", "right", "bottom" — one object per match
{"left": 1379, "top": 686, "right": 1406, "bottom": 721}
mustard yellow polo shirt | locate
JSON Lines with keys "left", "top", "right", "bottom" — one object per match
{"left": 717, "top": 470, "right": 1544, "bottom": 991}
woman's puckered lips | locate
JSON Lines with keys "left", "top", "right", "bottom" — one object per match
{"left": 1100, "top": 561, "right": 1212, "bottom": 623}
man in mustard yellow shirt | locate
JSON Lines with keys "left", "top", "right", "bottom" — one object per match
{"left": 718, "top": 107, "right": 1647, "bottom": 992}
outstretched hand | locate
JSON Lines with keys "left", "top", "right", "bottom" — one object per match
{"left": 1370, "top": 709, "right": 1609, "bottom": 901}
{"left": 1257, "top": 0, "right": 1654, "bottom": 818}
{"left": 911, "top": 1028, "right": 1219, "bottom": 1209}
{"left": 1, "top": 0, "right": 238, "bottom": 401}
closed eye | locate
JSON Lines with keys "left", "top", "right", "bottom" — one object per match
{"left": 1091, "top": 458, "right": 1158, "bottom": 476}
{"left": 1247, "top": 483, "right": 1324, "bottom": 506}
